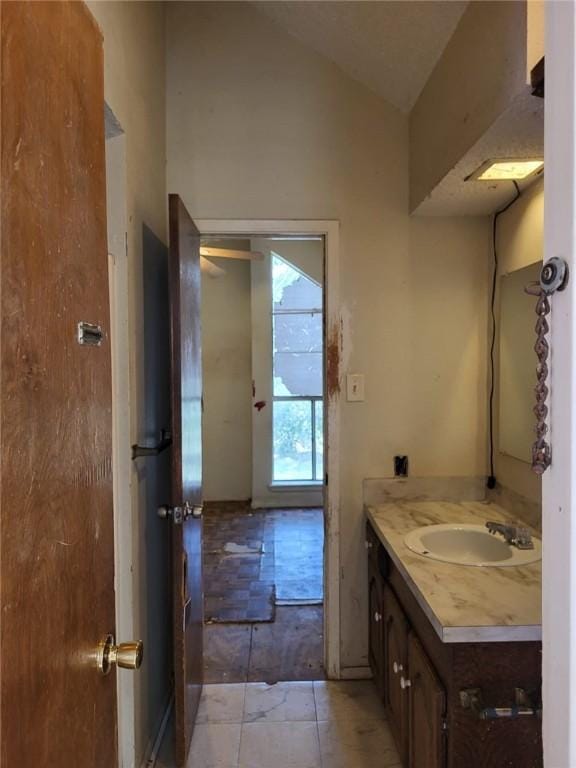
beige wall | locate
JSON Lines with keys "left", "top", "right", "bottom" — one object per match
{"left": 527, "top": 0, "right": 545, "bottom": 78}
{"left": 493, "top": 178, "right": 543, "bottom": 507}
{"left": 410, "top": 1, "right": 527, "bottom": 212}
{"left": 202, "top": 253, "right": 253, "bottom": 501}
{"left": 270, "top": 240, "right": 324, "bottom": 285}
{"left": 87, "top": 2, "right": 168, "bottom": 764}
{"left": 166, "top": 1, "right": 491, "bottom": 668}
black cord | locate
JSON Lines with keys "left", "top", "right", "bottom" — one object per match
{"left": 487, "top": 180, "right": 521, "bottom": 489}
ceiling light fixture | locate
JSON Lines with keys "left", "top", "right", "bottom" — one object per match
{"left": 467, "top": 158, "right": 544, "bottom": 182}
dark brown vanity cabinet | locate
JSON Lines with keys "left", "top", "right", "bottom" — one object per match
{"left": 366, "top": 521, "right": 543, "bottom": 768}
{"left": 367, "top": 522, "right": 385, "bottom": 696}
{"left": 368, "top": 567, "right": 384, "bottom": 690}
{"left": 383, "top": 583, "right": 410, "bottom": 765}
{"left": 408, "top": 632, "right": 447, "bottom": 768}
{"left": 381, "top": 581, "right": 445, "bottom": 768}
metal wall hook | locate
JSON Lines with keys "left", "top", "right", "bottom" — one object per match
{"left": 540, "top": 257, "right": 569, "bottom": 294}
{"left": 132, "top": 428, "right": 173, "bottom": 460}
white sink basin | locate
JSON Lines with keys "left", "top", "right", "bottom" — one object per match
{"left": 404, "top": 524, "right": 542, "bottom": 567}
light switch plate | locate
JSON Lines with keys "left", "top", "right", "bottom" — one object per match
{"left": 346, "top": 373, "right": 365, "bottom": 402}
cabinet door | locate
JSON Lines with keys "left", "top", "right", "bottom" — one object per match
{"left": 383, "top": 584, "right": 409, "bottom": 764}
{"left": 368, "top": 572, "right": 384, "bottom": 695}
{"left": 408, "top": 632, "right": 446, "bottom": 768}
{"left": 365, "top": 523, "right": 380, "bottom": 573}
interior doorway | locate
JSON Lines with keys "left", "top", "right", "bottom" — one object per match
{"left": 201, "top": 234, "right": 325, "bottom": 681}
{"left": 196, "top": 220, "right": 341, "bottom": 680}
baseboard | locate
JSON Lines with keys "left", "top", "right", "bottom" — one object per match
{"left": 339, "top": 666, "right": 373, "bottom": 680}
{"left": 203, "top": 499, "right": 251, "bottom": 514}
{"left": 142, "top": 692, "right": 174, "bottom": 768}
{"left": 252, "top": 492, "right": 323, "bottom": 508}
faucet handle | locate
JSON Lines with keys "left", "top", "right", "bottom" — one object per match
{"left": 514, "top": 526, "right": 534, "bottom": 549}
{"left": 485, "top": 521, "right": 502, "bottom": 535}
{"left": 485, "top": 521, "right": 534, "bottom": 550}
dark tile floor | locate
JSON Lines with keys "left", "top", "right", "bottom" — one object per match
{"left": 203, "top": 505, "right": 325, "bottom": 683}
{"left": 203, "top": 506, "right": 323, "bottom": 622}
{"left": 273, "top": 510, "right": 324, "bottom": 604}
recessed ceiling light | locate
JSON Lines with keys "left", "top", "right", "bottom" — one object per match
{"left": 467, "top": 158, "right": 544, "bottom": 182}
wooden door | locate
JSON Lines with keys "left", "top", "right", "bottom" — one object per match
{"left": 384, "top": 584, "right": 409, "bottom": 765}
{"left": 408, "top": 633, "right": 446, "bottom": 768}
{"left": 168, "top": 194, "right": 204, "bottom": 767}
{"left": 1, "top": 2, "right": 117, "bottom": 766}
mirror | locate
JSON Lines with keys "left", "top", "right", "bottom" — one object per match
{"left": 499, "top": 261, "right": 541, "bottom": 463}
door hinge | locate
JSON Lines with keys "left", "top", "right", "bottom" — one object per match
{"left": 441, "top": 717, "right": 448, "bottom": 732}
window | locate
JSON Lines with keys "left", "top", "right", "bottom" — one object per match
{"left": 272, "top": 254, "right": 323, "bottom": 482}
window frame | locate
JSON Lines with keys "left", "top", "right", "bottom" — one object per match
{"left": 271, "top": 255, "right": 324, "bottom": 484}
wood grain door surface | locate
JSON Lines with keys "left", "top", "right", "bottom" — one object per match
{"left": 168, "top": 194, "right": 204, "bottom": 767}
{"left": 368, "top": 570, "right": 384, "bottom": 696}
{"left": 1, "top": 2, "right": 117, "bottom": 765}
{"left": 408, "top": 632, "right": 446, "bottom": 768}
{"left": 384, "top": 584, "right": 409, "bottom": 766}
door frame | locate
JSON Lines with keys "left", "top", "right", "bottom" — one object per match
{"left": 195, "top": 218, "right": 341, "bottom": 678}
{"left": 105, "top": 125, "right": 136, "bottom": 767}
{"left": 543, "top": 3, "right": 576, "bottom": 765}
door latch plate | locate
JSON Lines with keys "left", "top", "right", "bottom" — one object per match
{"left": 77, "top": 321, "right": 104, "bottom": 346}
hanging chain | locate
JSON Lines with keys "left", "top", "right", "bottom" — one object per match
{"left": 525, "top": 257, "right": 569, "bottom": 475}
{"left": 525, "top": 288, "right": 551, "bottom": 474}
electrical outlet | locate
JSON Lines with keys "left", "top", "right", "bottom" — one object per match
{"left": 394, "top": 455, "right": 409, "bottom": 477}
{"left": 346, "top": 373, "right": 365, "bottom": 402}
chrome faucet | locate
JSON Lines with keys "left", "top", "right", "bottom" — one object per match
{"left": 485, "top": 521, "right": 534, "bottom": 550}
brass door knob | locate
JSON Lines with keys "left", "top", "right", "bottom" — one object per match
{"left": 97, "top": 634, "right": 143, "bottom": 676}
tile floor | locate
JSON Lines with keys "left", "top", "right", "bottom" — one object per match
{"left": 272, "top": 510, "right": 324, "bottom": 604}
{"left": 203, "top": 507, "right": 324, "bottom": 622}
{"left": 203, "top": 504, "right": 276, "bottom": 623}
{"left": 203, "top": 506, "right": 326, "bottom": 684}
{"left": 187, "top": 680, "right": 401, "bottom": 768}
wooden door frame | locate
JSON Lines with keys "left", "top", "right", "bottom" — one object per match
{"left": 543, "top": 3, "right": 576, "bottom": 765}
{"left": 195, "top": 218, "right": 341, "bottom": 678}
{"left": 105, "top": 124, "right": 136, "bottom": 767}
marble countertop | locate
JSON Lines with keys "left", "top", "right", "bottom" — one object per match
{"left": 366, "top": 500, "right": 542, "bottom": 644}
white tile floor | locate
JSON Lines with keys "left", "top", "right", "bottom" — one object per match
{"left": 187, "top": 680, "right": 401, "bottom": 768}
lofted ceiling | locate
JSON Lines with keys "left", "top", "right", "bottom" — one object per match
{"left": 250, "top": 1, "right": 543, "bottom": 217}
{"left": 253, "top": 1, "right": 468, "bottom": 113}
{"left": 415, "top": 91, "right": 544, "bottom": 216}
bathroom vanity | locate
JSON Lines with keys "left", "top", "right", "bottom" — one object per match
{"left": 366, "top": 500, "right": 542, "bottom": 768}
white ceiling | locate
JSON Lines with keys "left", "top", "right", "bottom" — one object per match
{"left": 253, "top": 1, "right": 468, "bottom": 113}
